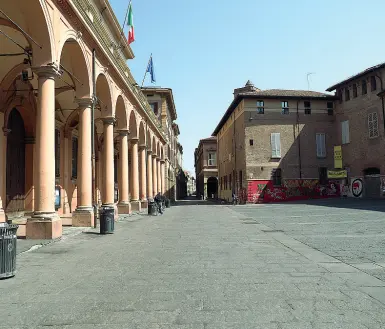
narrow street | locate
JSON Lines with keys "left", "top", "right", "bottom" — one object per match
{"left": 1, "top": 200, "right": 384, "bottom": 328}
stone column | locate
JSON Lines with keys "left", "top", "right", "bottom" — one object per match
{"left": 73, "top": 98, "right": 94, "bottom": 227}
{"left": 27, "top": 65, "right": 62, "bottom": 239}
{"left": 152, "top": 154, "right": 158, "bottom": 196}
{"left": 165, "top": 160, "right": 170, "bottom": 199}
{"left": 157, "top": 158, "right": 161, "bottom": 194}
{"left": 102, "top": 117, "right": 115, "bottom": 207}
{"left": 0, "top": 118, "right": 7, "bottom": 222}
{"left": 117, "top": 130, "right": 131, "bottom": 214}
{"left": 139, "top": 145, "right": 147, "bottom": 202}
{"left": 130, "top": 138, "right": 141, "bottom": 212}
{"left": 146, "top": 150, "right": 153, "bottom": 200}
{"left": 160, "top": 160, "right": 165, "bottom": 195}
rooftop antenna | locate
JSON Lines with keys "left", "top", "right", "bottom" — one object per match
{"left": 307, "top": 72, "right": 315, "bottom": 90}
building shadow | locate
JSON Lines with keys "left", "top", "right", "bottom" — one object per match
{"left": 262, "top": 198, "right": 385, "bottom": 213}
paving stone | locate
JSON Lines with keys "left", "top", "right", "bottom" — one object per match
{"left": 0, "top": 200, "right": 384, "bottom": 328}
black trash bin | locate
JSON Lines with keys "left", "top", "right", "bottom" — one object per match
{"left": 100, "top": 206, "right": 114, "bottom": 234}
{"left": 165, "top": 199, "right": 171, "bottom": 208}
{"left": 148, "top": 201, "right": 157, "bottom": 216}
{"left": 0, "top": 223, "right": 18, "bottom": 279}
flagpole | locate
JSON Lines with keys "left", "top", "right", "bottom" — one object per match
{"left": 120, "top": 0, "right": 132, "bottom": 37}
{"left": 141, "top": 53, "right": 152, "bottom": 88}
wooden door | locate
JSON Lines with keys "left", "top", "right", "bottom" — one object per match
{"left": 6, "top": 109, "right": 25, "bottom": 212}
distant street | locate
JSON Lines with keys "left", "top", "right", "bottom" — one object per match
{"left": 1, "top": 199, "right": 385, "bottom": 328}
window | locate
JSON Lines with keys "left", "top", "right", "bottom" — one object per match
{"left": 327, "top": 102, "right": 334, "bottom": 116}
{"left": 304, "top": 101, "right": 311, "bottom": 115}
{"left": 371, "top": 76, "right": 377, "bottom": 91}
{"left": 257, "top": 100, "right": 264, "bottom": 114}
{"left": 72, "top": 137, "right": 78, "bottom": 179}
{"left": 225, "top": 176, "right": 227, "bottom": 190}
{"left": 229, "top": 174, "right": 232, "bottom": 190}
{"left": 208, "top": 152, "right": 216, "bottom": 166}
{"left": 341, "top": 120, "right": 350, "bottom": 144}
{"left": 353, "top": 84, "right": 357, "bottom": 98}
{"left": 345, "top": 88, "right": 350, "bottom": 101}
{"left": 319, "top": 167, "right": 328, "bottom": 185}
{"left": 271, "top": 133, "right": 281, "bottom": 158}
{"left": 281, "top": 101, "right": 289, "bottom": 114}
{"left": 368, "top": 112, "right": 379, "bottom": 139}
{"left": 316, "top": 133, "right": 326, "bottom": 158}
{"left": 362, "top": 80, "right": 367, "bottom": 94}
{"left": 55, "top": 129, "right": 60, "bottom": 178}
{"left": 149, "top": 102, "right": 159, "bottom": 115}
{"left": 249, "top": 139, "right": 254, "bottom": 146}
{"left": 272, "top": 168, "right": 282, "bottom": 186}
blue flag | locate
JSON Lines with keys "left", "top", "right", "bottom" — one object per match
{"left": 146, "top": 56, "right": 156, "bottom": 83}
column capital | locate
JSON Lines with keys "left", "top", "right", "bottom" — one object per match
{"left": 147, "top": 150, "right": 153, "bottom": 155}
{"left": 102, "top": 116, "right": 115, "bottom": 125}
{"left": 160, "top": 159, "right": 165, "bottom": 163}
{"left": 152, "top": 153, "right": 157, "bottom": 158}
{"left": 75, "top": 97, "right": 93, "bottom": 109}
{"left": 139, "top": 144, "right": 146, "bottom": 151}
{"left": 130, "top": 138, "right": 139, "bottom": 144}
{"left": 32, "top": 64, "right": 61, "bottom": 79}
{"left": 117, "top": 129, "right": 129, "bottom": 136}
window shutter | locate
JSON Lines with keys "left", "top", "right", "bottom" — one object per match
{"left": 345, "top": 121, "right": 350, "bottom": 143}
{"left": 316, "top": 133, "right": 326, "bottom": 157}
{"left": 342, "top": 121, "right": 350, "bottom": 144}
{"left": 271, "top": 133, "right": 281, "bottom": 158}
{"left": 316, "top": 134, "right": 321, "bottom": 157}
{"left": 368, "top": 113, "right": 374, "bottom": 138}
{"left": 373, "top": 112, "right": 379, "bottom": 137}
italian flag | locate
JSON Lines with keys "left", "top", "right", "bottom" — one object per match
{"left": 127, "top": 2, "right": 135, "bottom": 44}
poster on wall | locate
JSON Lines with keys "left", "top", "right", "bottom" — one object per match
{"left": 350, "top": 177, "right": 363, "bottom": 198}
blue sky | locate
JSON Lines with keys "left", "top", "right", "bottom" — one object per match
{"left": 110, "top": 0, "right": 385, "bottom": 175}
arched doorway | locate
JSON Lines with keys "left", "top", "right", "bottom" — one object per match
{"left": 363, "top": 167, "right": 381, "bottom": 198}
{"left": 6, "top": 108, "right": 25, "bottom": 213}
{"left": 207, "top": 177, "right": 218, "bottom": 199}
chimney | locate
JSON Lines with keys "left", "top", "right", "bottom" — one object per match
{"left": 233, "top": 80, "right": 260, "bottom": 98}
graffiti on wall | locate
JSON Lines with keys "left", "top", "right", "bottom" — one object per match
{"left": 247, "top": 179, "right": 341, "bottom": 203}
{"left": 350, "top": 177, "right": 363, "bottom": 198}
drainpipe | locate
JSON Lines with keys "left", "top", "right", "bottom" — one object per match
{"left": 374, "top": 74, "right": 385, "bottom": 135}
{"left": 296, "top": 100, "right": 302, "bottom": 179}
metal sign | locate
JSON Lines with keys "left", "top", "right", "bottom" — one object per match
{"left": 328, "top": 170, "right": 347, "bottom": 179}
{"left": 334, "top": 146, "right": 342, "bottom": 169}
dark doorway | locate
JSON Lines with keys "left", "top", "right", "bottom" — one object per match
{"left": 207, "top": 177, "right": 218, "bottom": 199}
{"left": 6, "top": 108, "right": 26, "bottom": 212}
{"left": 363, "top": 167, "right": 381, "bottom": 198}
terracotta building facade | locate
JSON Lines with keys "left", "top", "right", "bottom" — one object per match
{"left": 213, "top": 63, "right": 385, "bottom": 203}
{"left": 326, "top": 63, "right": 385, "bottom": 199}
{"left": 213, "top": 82, "right": 338, "bottom": 203}
{"left": 0, "top": 0, "right": 181, "bottom": 238}
{"left": 194, "top": 137, "right": 218, "bottom": 199}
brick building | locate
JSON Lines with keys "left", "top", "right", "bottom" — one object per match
{"left": 194, "top": 137, "right": 218, "bottom": 199}
{"left": 326, "top": 63, "right": 385, "bottom": 198}
{"left": 212, "top": 81, "right": 338, "bottom": 203}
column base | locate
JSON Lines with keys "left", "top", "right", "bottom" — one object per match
{"left": 117, "top": 202, "right": 131, "bottom": 214}
{"left": 72, "top": 207, "right": 94, "bottom": 227}
{"left": 26, "top": 212, "right": 62, "bottom": 240}
{"left": 140, "top": 200, "right": 148, "bottom": 211}
{"left": 131, "top": 200, "right": 141, "bottom": 212}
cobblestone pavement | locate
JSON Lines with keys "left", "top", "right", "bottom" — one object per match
{"left": 0, "top": 200, "right": 384, "bottom": 328}
{"left": 232, "top": 198, "right": 385, "bottom": 282}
